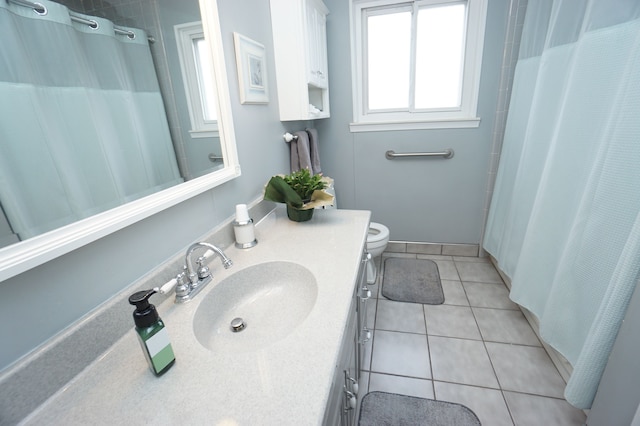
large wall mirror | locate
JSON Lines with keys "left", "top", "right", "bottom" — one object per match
{"left": 0, "top": 0, "right": 240, "bottom": 280}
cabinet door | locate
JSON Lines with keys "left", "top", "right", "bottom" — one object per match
{"left": 306, "top": 0, "right": 328, "bottom": 89}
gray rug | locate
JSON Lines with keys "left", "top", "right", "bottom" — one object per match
{"left": 382, "top": 258, "right": 444, "bottom": 304}
{"left": 359, "top": 391, "right": 481, "bottom": 426}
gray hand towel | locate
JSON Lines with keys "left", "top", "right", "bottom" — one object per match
{"left": 294, "top": 130, "right": 313, "bottom": 172}
{"left": 288, "top": 135, "right": 300, "bottom": 173}
{"left": 306, "top": 128, "right": 322, "bottom": 175}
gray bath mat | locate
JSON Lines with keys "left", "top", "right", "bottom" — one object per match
{"left": 359, "top": 391, "right": 481, "bottom": 426}
{"left": 382, "top": 258, "right": 444, "bottom": 304}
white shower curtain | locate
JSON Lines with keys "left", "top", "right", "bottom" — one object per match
{"left": 484, "top": 0, "right": 640, "bottom": 408}
{"left": 0, "top": 0, "right": 182, "bottom": 239}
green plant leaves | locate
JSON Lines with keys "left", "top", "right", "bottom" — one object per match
{"left": 282, "top": 169, "right": 326, "bottom": 200}
{"left": 264, "top": 175, "right": 303, "bottom": 208}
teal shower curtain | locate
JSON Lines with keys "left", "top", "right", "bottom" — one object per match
{"left": 484, "top": 0, "right": 640, "bottom": 409}
{"left": 0, "top": 0, "right": 182, "bottom": 240}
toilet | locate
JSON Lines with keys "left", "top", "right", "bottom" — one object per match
{"left": 322, "top": 184, "right": 389, "bottom": 284}
{"left": 366, "top": 222, "right": 389, "bottom": 284}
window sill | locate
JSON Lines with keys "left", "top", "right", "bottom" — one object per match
{"left": 189, "top": 129, "right": 220, "bottom": 139}
{"left": 349, "top": 117, "right": 481, "bottom": 132}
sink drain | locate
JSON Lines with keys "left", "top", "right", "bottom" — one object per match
{"left": 230, "top": 317, "right": 246, "bottom": 332}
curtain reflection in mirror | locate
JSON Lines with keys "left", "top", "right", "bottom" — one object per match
{"left": 0, "top": 0, "right": 182, "bottom": 240}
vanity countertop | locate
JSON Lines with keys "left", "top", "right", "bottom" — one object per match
{"left": 22, "top": 206, "right": 370, "bottom": 425}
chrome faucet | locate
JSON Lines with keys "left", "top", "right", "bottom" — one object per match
{"left": 186, "top": 242, "right": 233, "bottom": 282}
{"left": 171, "top": 242, "right": 233, "bottom": 303}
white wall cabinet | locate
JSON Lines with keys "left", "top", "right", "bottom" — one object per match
{"left": 270, "top": 0, "right": 330, "bottom": 121}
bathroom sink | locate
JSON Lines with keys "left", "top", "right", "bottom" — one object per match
{"left": 193, "top": 261, "right": 318, "bottom": 352}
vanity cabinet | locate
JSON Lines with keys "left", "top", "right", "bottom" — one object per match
{"left": 323, "top": 251, "right": 370, "bottom": 426}
{"left": 270, "top": 0, "right": 330, "bottom": 121}
{"left": 323, "top": 280, "right": 359, "bottom": 426}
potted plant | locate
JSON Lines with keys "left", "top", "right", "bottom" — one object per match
{"left": 264, "top": 169, "right": 334, "bottom": 222}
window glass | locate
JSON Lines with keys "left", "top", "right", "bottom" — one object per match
{"left": 415, "top": 3, "right": 466, "bottom": 109}
{"left": 367, "top": 10, "right": 411, "bottom": 110}
{"left": 194, "top": 37, "right": 217, "bottom": 122}
{"left": 175, "top": 21, "right": 218, "bottom": 135}
{"left": 351, "top": 0, "right": 486, "bottom": 130}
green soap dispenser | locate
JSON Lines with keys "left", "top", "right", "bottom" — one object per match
{"left": 128, "top": 289, "right": 175, "bottom": 376}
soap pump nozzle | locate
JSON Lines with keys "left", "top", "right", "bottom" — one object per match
{"left": 128, "top": 288, "right": 160, "bottom": 329}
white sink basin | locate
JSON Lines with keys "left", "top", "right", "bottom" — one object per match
{"left": 193, "top": 261, "right": 318, "bottom": 352}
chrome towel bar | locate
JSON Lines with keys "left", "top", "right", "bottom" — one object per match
{"left": 385, "top": 149, "right": 454, "bottom": 160}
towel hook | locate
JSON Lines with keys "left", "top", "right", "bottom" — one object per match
{"left": 283, "top": 132, "right": 299, "bottom": 143}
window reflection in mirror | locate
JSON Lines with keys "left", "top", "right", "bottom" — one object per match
{"left": 0, "top": 0, "right": 239, "bottom": 279}
{"left": 175, "top": 22, "right": 220, "bottom": 138}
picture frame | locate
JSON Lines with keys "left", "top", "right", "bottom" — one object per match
{"left": 233, "top": 32, "right": 269, "bottom": 104}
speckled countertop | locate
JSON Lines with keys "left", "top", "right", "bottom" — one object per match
{"left": 22, "top": 206, "right": 370, "bottom": 425}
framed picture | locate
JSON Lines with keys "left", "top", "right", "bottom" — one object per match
{"left": 233, "top": 32, "right": 269, "bottom": 104}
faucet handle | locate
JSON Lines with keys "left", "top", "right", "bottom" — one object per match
{"left": 158, "top": 277, "right": 178, "bottom": 295}
{"left": 175, "top": 271, "right": 190, "bottom": 299}
{"left": 196, "top": 257, "right": 211, "bottom": 280}
{"left": 156, "top": 269, "right": 189, "bottom": 294}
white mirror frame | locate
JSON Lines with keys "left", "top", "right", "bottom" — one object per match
{"left": 0, "top": 0, "right": 240, "bottom": 282}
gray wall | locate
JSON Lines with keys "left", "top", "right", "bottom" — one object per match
{"left": 317, "top": 0, "right": 510, "bottom": 244}
{"left": 0, "top": 0, "right": 295, "bottom": 372}
{"left": 0, "top": 206, "right": 18, "bottom": 249}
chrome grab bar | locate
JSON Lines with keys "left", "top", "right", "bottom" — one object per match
{"left": 385, "top": 149, "right": 454, "bottom": 160}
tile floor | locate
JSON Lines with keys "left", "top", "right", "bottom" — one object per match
{"left": 359, "top": 252, "right": 587, "bottom": 426}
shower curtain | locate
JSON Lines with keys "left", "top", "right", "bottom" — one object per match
{"left": 0, "top": 0, "right": 182, "bottom": 239}
{"left": 484, "top": 0, "right": 640, "bottom": 409}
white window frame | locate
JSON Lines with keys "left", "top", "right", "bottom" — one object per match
{"left": 350, "top": 0, "right": 487, "bottom": 132}
{"left": 175, "top": 21, "right": 219, "bottom": 138}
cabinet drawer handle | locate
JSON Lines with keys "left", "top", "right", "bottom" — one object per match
{"left": 344, "top": 389, "right": 357, "bottom": 410}
{"left": 347, "top": 376, "right": 359, "bottom": 395}
{"left": 361, "top": 327, "right": 372, "bottom": 343}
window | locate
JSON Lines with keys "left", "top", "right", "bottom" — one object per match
{"left": 351, "top": 0, "right": 487, "bottom": 131}
{"left": 175, "top": 22, "right": 219, "bottom": 137}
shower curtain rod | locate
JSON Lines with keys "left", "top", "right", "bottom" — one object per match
{"left": 6, "top": 0, "right": 155, "bottom": 43}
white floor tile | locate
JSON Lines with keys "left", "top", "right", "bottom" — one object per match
{"left": 473, "top": 307, "right": 541, "bottom": 346}
{"left": 429, "top": 336, "right": 499, "bottom": 388}
{"left": 456, "top": 262, "right": 504, "bottom": 283}
{"left": 368, "top": 373, "right": 434, "bottom": 399}
{"left": 503, "top": 391, "right": 586, "bottom": 426}
{"left": 434, "top": 381, "right": 513, "bottom": 426}
{"left": 463, "top": 281, "right": 519, "bottom": 310}
{"left": 453, "top": 256, "right": 491, "bottom": 263}
{"left": 370, "top": 330, "right": 431, "bottom": 379}
{"left": 376, "top": 299, "right": 426, "bottom": 334}
{"left": 486, "top": 342, "right": 566, "bottom": 398}
{"left": 441, "top": 280, "right": 469, "bottom": 306}
{"left": 430, "top": 259, "right": 460, "bottom": 280}
{"left": 424, "top": 305, "right": 481, "bottom": 340}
